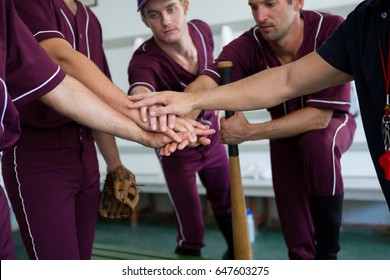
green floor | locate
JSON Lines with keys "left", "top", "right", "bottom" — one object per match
{"left": 12, "top": 213, "right": 390, "bottom": 260}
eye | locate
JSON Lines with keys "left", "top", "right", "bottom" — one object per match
{"left": 249, "top": 4, "right": 257, "bottom": 11}
{"left": 265, "top": 0, "right": 276, "bottom": 8}
{"left": 167, "top": 5, "right": 178, "bottom": 14}
{"left": 147, "top": 12, "right": 159, "bottom": 19}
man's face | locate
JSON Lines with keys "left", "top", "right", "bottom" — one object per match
{"left": 142, "top": 0, "right": 188, "bottom": 45}
{"left": 248, "top": 0, "right": 300, "bottom": 42}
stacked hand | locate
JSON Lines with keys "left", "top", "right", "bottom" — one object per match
{"left": 128, "top": 93, "right": 213, "bottom": 155}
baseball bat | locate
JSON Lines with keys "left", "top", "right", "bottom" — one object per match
{"left": 218, "top": 61, "right": 253, "bottom": 260}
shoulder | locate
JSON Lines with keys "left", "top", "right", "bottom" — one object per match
{"left": 231, "top": 26, "right": 260, "bottom": 47}
{"left": 130, "top": 40, "right": 163, "bottom": 68}
{"left": 188, "top": 19, "right": 213, "bottom": 36}
{"left": 303, "top": 10, "right": 344, "bottom": 27}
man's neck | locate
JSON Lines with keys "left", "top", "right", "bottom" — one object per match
{"left": 156, "top": 28, "right": 199, "bottom": 75}
{"left": 63, "top": 0, "right": 78, "bottom": 15}
{"left": 268, "top": 17, "right": 304, "bottom": 65}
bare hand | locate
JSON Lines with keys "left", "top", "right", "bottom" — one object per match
{"left": 220, "top": 111, "right": 250, "bottom": 145}
{"left": 128, "top": 91, "right": 195, "bottom": 117}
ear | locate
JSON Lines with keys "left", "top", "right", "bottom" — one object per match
{"left": 183, "top": 0, "right": 190, "bottom": 15}
{"left": 292, "top": 0, "right": 304, "bottom": 12}
{"left": 141, "top": 14, "right": 150, "bottom": 28}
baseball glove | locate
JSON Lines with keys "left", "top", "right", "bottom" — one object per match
{"left": 99, "top": 165, "right": 139, "bottom": 219}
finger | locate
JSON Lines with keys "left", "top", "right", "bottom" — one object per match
{"left": 194, "top": 127, "right": 215, "bottom": 137}
{"left": 187, "top": 118, "right": 207, "bottom": 129}
{"left": 177, "top": 139, "right": 189, "bottom": 150}
{"left": 149, "top": 106, "right": 158, "bottom": 131}
{"left": 127, "top": 94, "right": 145, "bottom": 101}
{"left": 198, "top": 136, "right": 211, "bottom": 146}
{"left": 163, "top": 128, "right": 183, "bottom": 143}
{"left": 159, "top": 146, "right": 170, "bottom": 156}
{"left": 140, "top": 106, "right": 148, "bottom": 123}
{"left": 157, "top": 110, "right": 168, "bottom": 132}
{"left": 167, "top": 114, "right": 176, "bottom": 129}
{"left": 175, "top": 118, "right": 196, "bottom": 142}
{"left": 159, "top": 142, "right": 176, "bottom": 156}
{"left": 128, "top": 95, "right": 163, "bottom": 109}
{"left": 167, "top": 142, "right": 179, "bottom": 154}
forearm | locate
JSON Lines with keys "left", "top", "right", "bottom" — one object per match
{"left": 184, "top": 75, "right": 219, "bottom": 120}
{"left": 40, "top": 75, "right": 154, "bottom": 146}
{"left": 192, "top": 52, "right": 353, "bottom": 112}
{"left": 39, "top": 38, "right": 146, "bottom": 127}
{"left": 248, "top": 108, "right": 333, "bottom": 141}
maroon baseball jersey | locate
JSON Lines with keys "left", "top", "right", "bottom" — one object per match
{"left": 3, "top": 0, "right": 108, "bottom": 260}
{"left": 128, "top": 20, "right": 219, "bottom": 133}
{"left": 204, "top": 10, "right": 351, "bottom": 118}
{"left": 0, "top": 0, "right": 66, "bottom": 260}
{"left": 128, "top": 19, "right": 232, "bottom": 255}
{"left": 0, "top": 0, "right": 65, "bottom": 150}
{"left": 203, "top": 10, "right": 356, "bottom": 260}
{"left": 12, "top": 0, "right": 110, "bottom": 128}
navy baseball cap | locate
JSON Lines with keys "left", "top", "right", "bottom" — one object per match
{"left": 137, "top": 0, "right": 149, "bottom": 11}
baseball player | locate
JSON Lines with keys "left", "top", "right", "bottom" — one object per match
{"left": 2, "top": 0, "right": 213, "bottom": 260}
{"left": 0, "top": 0, "right": 67, "bottom": 259}
{"left": 130, "top": 0, "right": 357, "bottom": 260}
{"left": 128, "top": 0, "right": 234, "bottom": 259}
{"left": 0, "top": 0, "right": 196, "bottom": 260}
{"left": 211, "top": 0, "right": 357, "bottom": 259}
{"left": 199, "top": 0, "right": 356, "bottom": 260}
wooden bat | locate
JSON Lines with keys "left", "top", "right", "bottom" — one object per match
{"left": 218, "top": 61, "right": 253, "bottom": 260}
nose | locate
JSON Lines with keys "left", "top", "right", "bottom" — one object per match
{"left": 253, "top": 7, "right": 268, "bottom": 22}
{"left": 161, "top": 12, "right": 172, "bottom": 26}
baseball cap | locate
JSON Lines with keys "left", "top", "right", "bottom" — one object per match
{"left": 137, "top": 0, "right": 149, "bottom": 11}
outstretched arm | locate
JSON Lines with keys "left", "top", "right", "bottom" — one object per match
{"left": 39, "top": 38, "right": 207, "bottom": 143}
{"left": 220, "top": 108, "right": 333, "bottom": 145}
{"left": 129, "top": 52, "right": 353, "bottom": 115}
{"left": 40, "top": 75, "right": 213, "bottom": 149}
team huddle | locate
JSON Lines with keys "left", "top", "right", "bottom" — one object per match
{"left": 1, "top": 0, "right": 389, "bottom": 261}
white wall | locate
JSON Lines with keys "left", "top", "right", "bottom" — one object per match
{"left": 89, "top": 0, "right": 362, "bottom": 92}
{"left": 90, "top": 0, "right": 362, "bottom": 40}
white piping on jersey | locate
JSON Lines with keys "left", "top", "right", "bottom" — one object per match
{"left": 312, "top": 11, "right": 324, "bottom": 51}
{"left": 188, "top": 22, "right": 208, "bottom": 71}
{"left": 180, "top": 82, "right": 188, "bottom": 88}
{"left": 33, "top": 30, "right": 65, "bottom": 39}
{"left": 331, "top": 113, "right": 350, "bottom": 195}
{"left": 141, "top": 43, "right": 147, "bottom": 52}
{"left": 202, "top": 68, "right": 220, "bottom": 78}
{"left": 155, "top": 156, "right": 187, "bottom": 246}
{"left": 253, "top": 12, "right": 327, "bottom": 115}
{"left": 1, "top": 79, "right": 8, "bottom": 134}
{"left": 200, "top": 117, "right": 213, "bottom": 127}
{"left": 61, "top": 5, "right": 92, "bottom": 58}
{"left": 12, "top": 146, "right": 40, "bottom": 259}
{"left": 60, "top": 9, "right": 76, "bottom": 49}
{"left": 253, "top": 26, "right": 262, "bottom": 47}
{"left": 167, "top": 187, "right": 187, "bottom": 247}
{"left": 12, "top": 66, "right": 62, "bottom": 103}
{"left": 307, "top": 99, "right": 351, "bottom": 106}
{"left": 81, "top": 3, "right": 91, "bottom": 59}
{"left": 130, "top": 82, "right": 156, "bottom": 92}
